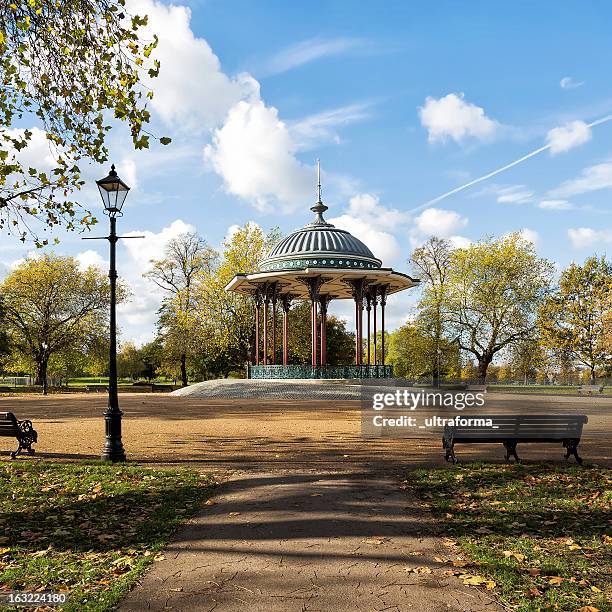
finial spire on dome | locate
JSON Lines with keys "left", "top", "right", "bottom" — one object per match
{"left": 310, "top": 158, "right": 329, "bottom": 225}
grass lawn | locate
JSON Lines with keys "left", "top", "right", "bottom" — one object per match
{"left": 488, "top": 385, "right": 612, "bottom": 396}
{"left": 0, "top": 462, "right": 215, "bottom": 611}
{"left": 408, "top": 463, "right": 611, "bottom": 611}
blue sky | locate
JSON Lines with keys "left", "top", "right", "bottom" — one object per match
{"left": 1, "top": 0, "right": 611, "bottom": 343}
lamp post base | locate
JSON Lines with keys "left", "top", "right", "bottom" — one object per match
{"left": 101, "top": 408, "right": 126, "bottom": 462}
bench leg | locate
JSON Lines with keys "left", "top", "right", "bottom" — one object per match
{"left": 503, "top": 441, "right": 520, "bottom": 463}
{"left": 564, "top": 439, "right": 583, "bottom": 465}
{"left": 445, "top": 446, "right": 457, "bottom": 463}
{"left": 10, "top": 441, "right": 24, "bottom": 459}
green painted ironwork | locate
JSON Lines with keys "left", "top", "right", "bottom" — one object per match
{"left": 247, "top": 364, "right": 394, "bottom": 379}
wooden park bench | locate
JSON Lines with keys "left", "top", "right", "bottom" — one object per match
{"left": 0, "top": 412, "right": 38, "bottom": 458}
{"left": 577, "top": 384, "right": 604, "bottom": 395}
{"left": 84, "top": 385, "right": 109, "bottom": 393}
{"left": 465, "top": 384, "right": 487, "bottom": 392}
{"left": 151, "top": 383, "right": 175, "bottom": 393}
{"left": 443, "top": 414, "right": 588, "bottom": 464}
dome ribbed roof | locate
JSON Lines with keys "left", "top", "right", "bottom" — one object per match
{"left": 260, "top": 199, "right": 382, "bottom": 272}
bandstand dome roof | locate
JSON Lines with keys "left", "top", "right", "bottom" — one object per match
{"left": 225, "top": 166, "right": 419, "bottom": 300}
{"left": 260, "top": 203, "right": 381, "bottom": 273}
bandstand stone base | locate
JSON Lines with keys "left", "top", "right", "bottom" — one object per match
{"left": 171, "top": 377, "right": 412, "bottom": 400}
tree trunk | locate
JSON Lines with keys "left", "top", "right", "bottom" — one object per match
{"left": 477, "top": 355, "right": 492, "bottom": 384}
{"left": 590, "top": 365, "right": 596, "bottom": 384}
{"left": 180, "top": 353, "right": 188, "bottom": 387}
{"left": 35, "top": 358, "right": 49, "bottom": 396}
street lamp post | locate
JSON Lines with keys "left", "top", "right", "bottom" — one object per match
{"left": 84, "top": 164, "right": 141, "bottom": 462}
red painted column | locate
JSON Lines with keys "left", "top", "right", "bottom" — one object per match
{"left": 373, "top": 292, "right": 377, "bottom": 366}
{"left": 255, "top": 300, "right": 260, "bottom": 365}
{"left": 283, "top": 309, "right": 289, "bottom": 366}
{"left": 271, "top": 297, "right": 277, "bottom": 365}
{"left": 366, "top": 294, "right": 371, "bottom": 365}
{"left": 380, "top": 287, "right": 387, "bottom": 367}
{"left": 263, "top": 298, "right": 268, "bottom": 366}
{"left": 319, "top": 296, "right": 329, "bottom": 366}
{"left": 311, "top": 299, "right": 318, "bottom": 367}
{"left": 354, "top": 298, "right": 360, "bottom": 365}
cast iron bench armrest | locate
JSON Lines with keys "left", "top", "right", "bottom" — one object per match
{"left": 0, "top": 412, "right": 38, "bottom": 459}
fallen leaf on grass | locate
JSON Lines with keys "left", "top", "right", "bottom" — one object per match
{"left": 461, "top": 575, "right": 496, "bottom": 590}
{"left": 153, "top": 554, "right": 165, "bottom": 561}
{"left": 503, "top": 550, "right": 526, "bottom": 562}
{"left": 590, "top": 586, "right": 602, "bottom": 593}
{"left": 0, "top": 548, "right": 10, "bottom": 555}
{"left": 602, "top": 534, "right": 612, "bottom": 544}
{"left": 527, "top": 587, "right": 541, "bottom": 597}
{"left": 577, "top": 607, "right": 599, "bottom": 612}
{"left": 204, "top": 499, "right": 216, "bottom": 506}
{"left": 547, "top": 576, "right": 564, "bottom": 586}
{"left": 228, "top": 512, "right": 241, "bottom": 517}
{"left": 527, "top": 568, "right": 541, "bottom": 577}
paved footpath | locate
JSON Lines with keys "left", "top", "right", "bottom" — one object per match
{"left": 120, "top": 466, "right": 501, "bottom": 612}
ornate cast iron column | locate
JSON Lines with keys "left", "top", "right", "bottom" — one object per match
{"left": 270, "top": 282, "right": 278, "bottom": 365}
{"left": 302, "top": 276, "right": 325, "bottom": 367}
{"left": 379, "top": 284, "right": 388, "bottom": 367}
{"left": 372, "top": 286, "right": 378, "bottom": 365}
{"left": 262, "top": 284, "right": 269, "bottom": 366}
{"left": 365, "top": 291, "right": 372, "bottom": 365}
{"left": 281, "top": 294, "right": 293, "bottom": 366}
{"left": 318, "top": 294, "right": 332, "bottom": 366}
{"left": 346, "top": 278, "right": 367, "bottom": 366}
{"left": 254, "top": 288, "right": 262, "bottom": 365}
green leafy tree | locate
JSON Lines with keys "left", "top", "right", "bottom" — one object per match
{"left": 117, "top": 341, "right": 145, "bottom": 380}
{"left": 539, "top": 256, "right": 612, "bottom": 382}
{"left": 1, "top": 254, "right": 118, "bottom": 394}
{"left": 0, "top": 0, "right": 169, "bottom": 244}
{"left": 286, "top": 301, "right": 354, "bottom": 365}
{"left": 411, "top": 237, "right": 452, "bottom": 386}
{"left": 444, "top": 233, "right": 554, "bottom": 382}
{"left": 192, "top": 223, "right": 280, "bottom": 374}
{"left": 145, "top": 232, "right": 217, "bottom": 386}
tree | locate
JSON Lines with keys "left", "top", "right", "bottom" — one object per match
{"left": 411, "top": 237, "right": 452, "bottom": 386}
{"left": 1, "top": 254, "right": 116, "bottom": 394}
{"left": 0, "top": 298, "right": 10, "bottom": 375}
{"left": 145, "top": 232, "right": 217, "bottom": 386}
{"left": 191, "top": 223, "right": 280, "bottom": 374}
{"left": 539, "top": 256, "right": 612, "bottom": 382}
{"left": 444, "top": 233, "right": 554, "bottom": 382}
{"left": 386, "top": 321, "right": 460, "bottom": 380}
{"left": 0, "top": 1, "right": 169, "bottom": 244}
{"left": 508, "top": 337, "right": 546, "bottom": 384}
{"left": 286, "top": 301, "right": 354, "bottom": 365}
{"left": 117, "top": 341, "right": 144, "bottom": 380}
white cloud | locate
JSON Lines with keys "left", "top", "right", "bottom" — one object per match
{"left": 328, "top": 193, "right": 408, "bottom": 266}
{"left": 259, "top": 37, "right": 362, "bottom": 76}
{"left": 560, "top": 76, "right": 584, "bottom": 90}
{"left": 204, "top": 99, "right": 314, "bottom": 212}
{"left": 517, "top": 228, "right": 540, "bottom": 245}
{"left": 76, "top": 250, "right": 107, "bottom": 272}
{"left": 549, "top": 159, "right": 612, "bottom": 198}
{"left": 414, "top": 207, "right": 468, "bottom": 237}
{"left": 127, "top": 0, "right": 258, "bottom": 132}
{"left": 419, "top": 93, "right": 500, "bottom": 144}
{"left": 568, "top": 227, "right": 612, "bottom": 249}
{"left": 546, "top": 120, "right": 591, "bottom": 155}
{"left": 5, "top": 127, "right": 58, "bottom": 170}
{"left": 538, "top": 199, "right": 574, "bottom": 211}
{"left": 496, "top": 185, "right": 534, "bottom": 204}
{"left": 448, "top": 235, "right": 472, "bottom": 249}
{"left": 289, "top": 103, "right": 371, "bottom": 149}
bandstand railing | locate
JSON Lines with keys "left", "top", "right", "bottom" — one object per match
{"left": 247, "top": 364, "right": 393, "bottom": 379}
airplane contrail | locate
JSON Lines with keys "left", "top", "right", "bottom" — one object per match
{"left": 409, "top": 113, "right": 612, "bottom": 214}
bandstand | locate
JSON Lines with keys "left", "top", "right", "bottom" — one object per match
{"left": 225, "top": 167, "right": 419, "bottom": 379}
